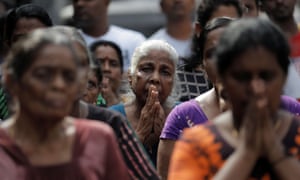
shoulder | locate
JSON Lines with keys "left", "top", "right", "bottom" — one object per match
{"left": 74, "top": 119, "right": 115, "bottom": 139}
{"left": 148, "top": 28, "right": 166, "bottom": 39}
{"left": 280, "top": 95, "right": 300, "bottom": 116}
{"left": 110, "top": 25, "right": 146, "bottom": 40}
{"left": 109, "top": 103, "right": 126, "bottom": 116}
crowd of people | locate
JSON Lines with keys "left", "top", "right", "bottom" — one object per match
{"left": 0, "top": 0, "right": 300, "bottom": 179}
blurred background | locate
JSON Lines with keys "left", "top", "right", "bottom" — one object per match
{"left": 3, "top": 0, "right": 300, "bottom": 37}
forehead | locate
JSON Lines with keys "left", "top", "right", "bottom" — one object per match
{"left": 228, "top": 47, "right": 280, "bottom": 71}
{"left": 205, "top": 28, "right": 225, "bottom": 47}
{"left": 94, "top": 45, "right": 118, "bottom": 57}
{"left": 32, "top": 44, "right": 76, "bottom": 67}
{"left": 138, "top": 49, "right": 174, "bottom": 65}
{"left": 15, "top": 17, "right": 46, "bottom": 33}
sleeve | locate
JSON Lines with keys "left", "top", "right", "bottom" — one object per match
{"left": 168, "top": 126, "right": 223, "bottom": 180}
{"left": 168, "top": 134, "right": 206, "bottom": 179}
{"left": 280, "top": 95, "right": 300, "bottom": 116}
{"left": 160, "top": 103, "right": 192, "bottom": 140}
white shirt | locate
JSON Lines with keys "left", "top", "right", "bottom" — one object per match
{"left": 149, "top": 28, "right": 192, "bottom": 63}
{"left": 80, "top": 25, "right": 146, "bottom": 72}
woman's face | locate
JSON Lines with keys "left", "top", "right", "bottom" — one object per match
{"left": 82, "top": 69, "right": 100, "bottom": 104}
{"left": 14, "top": 44, "right": 79, "bottom": 119}
{"left": 222, "top": 46, "right": 286, "bottom": 118}
{"left": 130, "top": 49, "right": 175, "bottom": 105}
{"left": 94, "top": 45, "right": 122, "bottom": 94}
{"left": 203, "top": 27, "right": 224, "bottom": 84}
{"left": 12, "top": 17, "right": 47, "bottom": 44}
{"left": 210, "top": 5, "right": 240, "bottom": 20}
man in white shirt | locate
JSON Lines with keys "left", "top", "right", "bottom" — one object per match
{"left": 149, "top": 0, "right": 195, "bottom": 66}
{"left": 72, "top": 0, "right": 145, "bottom": 72}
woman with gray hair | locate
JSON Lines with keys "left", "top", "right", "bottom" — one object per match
{"left": 0, "top": 28, "right": 129, "bottom": 179}
{"left": 110, "top": 39, "right": 179, "bottom": 166}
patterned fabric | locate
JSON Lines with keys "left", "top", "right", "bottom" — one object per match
{"left": 87, "top": 104, "right": 159, "bottom": 180}
{"left": 109, "top": 104, "right": 159, "bottom": 167}
{"left": 96, "top": 94, "right": 106, "bottom": 107}
{"left": 0, "top": 87, "right": 8, "bottom": 120}
{"left": 161, "top": 95, "right": 300, "bottom": 141}
{"left": 169, "top": 118, "right": 300, "bottom": 180}
{"left": 176, "top": 69, "right": 211, "bottom": 102}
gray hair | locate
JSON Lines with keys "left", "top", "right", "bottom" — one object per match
{"left": 128, "top": 40, "right": 180, "bottom": 107}
{"left": 130, "top": 40, "right": 179, "bottom": 74}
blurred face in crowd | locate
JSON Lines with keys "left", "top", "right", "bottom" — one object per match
{"left": 203, "top": 27, "right": 226, "bottom": 99}
{"left": 72, "top": 0, "right": 109, "bottom": 28}
{"left": 129, "top": 49, "right": 175, "bottom": 105}
{"left": 13, "top": 44, "right": 79, "bottom": 120}
{"left": 262, "top": 0, "right": 296, "bottom": 21}
{"left": 11, "top": 18, "right": 47, "bottom": 44}
{"left": 161, "top": 0, "right": 195, "bottom": 20}
{"left": 82, "top": 69, "right": 101, "bottom": 104}
{"left": 221, "top": 46, "right": 286, "bottom": 119}
{"left": 93, "top": 45, "right": 122, "bottom": 95}
{"left": 72, "top": 42, "right": 90, "bottom": 98}
{"left": 210, "top": 5, "right": 240, "bottom": 20}
{"left": 240, "top": 0, "right": 259, "bottom": 17}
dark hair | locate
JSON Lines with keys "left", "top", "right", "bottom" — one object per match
{"left": 0, "top": 0, "right": 15, "bottom": 13}
{"left": 89, "top": 40, "right": 124, "bottom": 73}
{"left": 198, "top": 17, "right": 234, "bottom": 65}
{"left": 5, "top": 29, "right": 77, "bottom": 80}
{"left": 5, "top": 4, "right": 53, "bottom": 45}
{"left": 184, "top": 0, "right": 242, "bottom": 71}
{"left": 216, "top": 18, "right": 290, "bottom": 76}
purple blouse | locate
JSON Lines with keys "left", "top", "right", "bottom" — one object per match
{"left": 161, "top": 95, "right": 300, "bottom": 140}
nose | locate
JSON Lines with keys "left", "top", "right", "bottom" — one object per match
{"left": 102, "top": 61, "right": 111, "bottom": 74}
{"left": 52, "top": 75, "right": 67, "bottom": 90}
{"left": 250, "top": 78, "right": 266, "bottom": 96}
{"left": 149, "top": 71, "right": 160, "bottom": 85}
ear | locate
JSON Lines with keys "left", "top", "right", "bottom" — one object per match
{"left": 194, "top": 22, "right": 202, "bottom": 38}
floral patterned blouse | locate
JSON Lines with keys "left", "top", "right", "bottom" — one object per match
{"left": 168, "top": 117, "right": 300, "bottom": 180}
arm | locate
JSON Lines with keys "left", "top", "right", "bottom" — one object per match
{"left": 157, "top": 139, "right": 175, "bottom": 180}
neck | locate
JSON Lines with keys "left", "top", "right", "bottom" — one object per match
{"left": 271, "top": 17, "right": 298, "bottom": 39}
{"left": 70, "top": 100, "right": 89, "bottom": 118}
{"left": 9, "top": 111, "right": 68, "bottom": 144}
{"left": 166, "top": 19, "right": 193, "bottom": 40}
{"left": 82, "top": 19, "right": 109, "bottom": 37}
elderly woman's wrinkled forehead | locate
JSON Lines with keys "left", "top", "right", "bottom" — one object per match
{"left": 130, "top": 40, "right": 178, "bottom": 74}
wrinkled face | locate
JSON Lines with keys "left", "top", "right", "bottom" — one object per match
{"left": 161, "top": 0, "right": 195, "bottom": 20}
{"left": 241, "top": 0, "right": 259, "bottom": 17}
{"left": 221, "top": 46, "right": 286, "bottom": 119}
{"left": 12, "top": 17, "right": 47, "bottom": 44}
{"left": 94, "top": 45, "right": 122, "bottom": 94}
{"left": 72, "top": 0, "right": 108, "bottom": 27}
{"left": 262, "top": 0, "right": 296, "bottom": 21}
{"left": 130, "top": 49, "right": 175, "bottom": 105}
{"left": 210, "top": 5, "right": 240, "bottom": 20}
{"left": 82, "top": 69, "right": 100, "bottom": 104}
{"left": 14, "top": 44, "right": 79, "bottom": 120}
